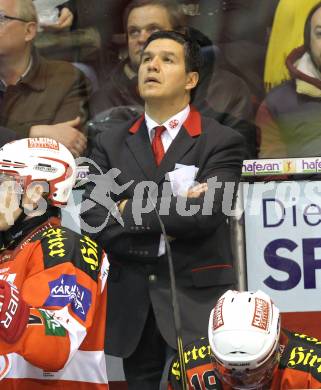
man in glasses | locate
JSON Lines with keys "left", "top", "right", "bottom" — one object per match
{"left": 0, "top": 0, "right": 90, "bottom": 157}
{"left": 167, "top": 290, "right": 321, "bottom": 389}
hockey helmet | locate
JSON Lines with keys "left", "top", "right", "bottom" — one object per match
{"left": 0, "top": 138, "right": 76, "bottom": 206}
{"left": 208, "top": 290, "right": 280, "bottom": 389}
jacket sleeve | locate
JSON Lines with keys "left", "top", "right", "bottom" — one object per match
{"left": 0, "top": 231, "right": 108, "bottom": 372}
{"left": 120, "top": 130, "right": 245, "bottom": 238}
{"left": 199, "top": 106, "right": 257, "bottom": 159}
{"left": 256, "top": 101, "right": 287, "bottom": 158}
{"left": 51, "top": 63, "right": 91, "bottom": 131}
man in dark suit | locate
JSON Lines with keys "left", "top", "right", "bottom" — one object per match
{"left": 81, "top": 30, "right": 246, "bottom": 389}
{"left": 88, "top": 0, "right": 257, "bottom": 158}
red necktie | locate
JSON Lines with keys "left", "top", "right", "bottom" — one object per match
{"left": 152, "top": 126, "right": 166, "bottom": 166}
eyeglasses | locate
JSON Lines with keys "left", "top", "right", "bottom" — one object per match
{"left": 0, "top": 11, "right": 30, "bottom": 26}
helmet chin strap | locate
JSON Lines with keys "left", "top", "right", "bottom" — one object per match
{"left": 13, "top": 207, "right": 28, "bottom": 230}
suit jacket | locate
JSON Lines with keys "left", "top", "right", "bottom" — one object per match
{"left": 81, "top": 107, "right": 246, "bottom": 357}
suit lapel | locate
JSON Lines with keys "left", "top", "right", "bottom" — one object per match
{"left": 126, "top": 107, "right": 202, "bottom": 184}
{"left": 126, "top": 117, "right": 158, "bottom": 181}
{"left": 154, "top": 107, "right": 202, "bottom": 184}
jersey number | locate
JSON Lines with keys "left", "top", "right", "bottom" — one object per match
{"left": 190, "top": 370, "right": 217, "bottom": 389}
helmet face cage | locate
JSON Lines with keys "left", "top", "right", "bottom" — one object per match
{"left": 208, "top": 290, "right": 281, "bottom": 390}
{"left": 212, "top": 344, "right": 280, "bottom": 389}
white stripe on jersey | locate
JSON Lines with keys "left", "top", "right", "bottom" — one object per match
{"left": 5, "top": 350, "right": 108, "bottom": 384}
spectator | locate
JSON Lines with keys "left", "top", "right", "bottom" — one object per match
{"left": 0, "top": 138, "right": 108, "bottom": 388}
{"left": 257, "top": 1, "right": 321, "bottom": 158}
{"left": 81, "top": 30, "right": 246, "bottom": 389}
{"left": 264, "top": 0, "right": 320, "bottom": 91}
{"left": 167, "top": 290, "right": 321, "bottom": 389}
{"left": 180, "top": 0, "right": 279, "bottom": 100}
{"left": 0, "top": 0, "right": 89, "bottom": 157}
{"left": 35, "top": 1, "right": 75, "bottom": 32}
{"left": 34, "top": 0, "right": 107, "bottom": 81}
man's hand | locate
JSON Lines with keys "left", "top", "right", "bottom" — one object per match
{"left": 0, "top": 281, "right": 29, "bottom": 344}
{"left": 41, "top": 7, "right": 74, "bottom": 32}
{"left": 29, "top": 117, "right": 87, "bottom": 157}
{"left": 187, "top": 183, "right": 208, "bottom": 198}
{"left": 118, "top": 199, "right": 128, "bottom": 215}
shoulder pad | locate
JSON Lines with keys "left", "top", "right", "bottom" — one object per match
{"left": 40, "top": 226, "right": 103, "bottom": 282}
{"left": 280, "top": 331, "right": 321, "bottom": 382}
{"left": 170, "top": 337, "right": 212, "bottom": 377}
{"left": 170, "top": 337, "right": 221, "bottom": 389}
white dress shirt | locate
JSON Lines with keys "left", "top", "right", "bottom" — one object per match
{"left": 144, "top": 104, "right": 190, "bottom": 256}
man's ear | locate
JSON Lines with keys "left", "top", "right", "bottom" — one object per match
{"left": 185, "top": 71, "right": 199, "bottom": 92}
{"left": 24, "top": 21, "right": 37, "bottom": 43}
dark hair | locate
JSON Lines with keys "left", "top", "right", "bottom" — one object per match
{"left": 142, "top": 30, "right": 203, "bottom": 73}
{"left": 304, "top": 1, "right": 321, "bottom": 52}
{"left": 123, "top": 0, "right": 186, "bottom": 33}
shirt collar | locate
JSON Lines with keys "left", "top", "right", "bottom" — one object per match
{"left": 145, "top": 104, "right": 190, "bottom": 141}
{"left": 0, "top": 55, "right": 33, "bottom": 90}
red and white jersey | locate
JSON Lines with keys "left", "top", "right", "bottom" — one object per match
{"left": 168, "top": 330, "right": 321, "bottom": 389}
{"left": 0, "top": 215, "right": 109, "bottom": 390}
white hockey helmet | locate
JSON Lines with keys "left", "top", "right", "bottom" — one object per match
{"left": 208, "top": 290, "right": 280, "bottom": 389}
{"left": 0, "top": 138, "right": 76, "bottom": 206}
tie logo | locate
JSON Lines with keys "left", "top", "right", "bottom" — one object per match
{"left": 169, "top": 119, "right": 179, "bottom": 129}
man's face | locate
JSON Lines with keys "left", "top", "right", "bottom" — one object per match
{"left": 138, "top": 38, "right": 198, "bottom": 103}
{"left": 127, "top": 5, "right": 173, "bottom": 70}
{"left": 0, "top": 0, "right": 35, "bottom": 58}
{"left": 310, "top": 7, "right": 321, "bottom": 70}
{"left": 0, "top": 176, "right": 48, "bottom": 231}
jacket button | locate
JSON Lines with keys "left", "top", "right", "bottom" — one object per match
{"left": 149, "top": 274, "right": 157, "bottom": 282}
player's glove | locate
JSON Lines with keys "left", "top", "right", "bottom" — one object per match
{"left": 0, "top": 280, "right": 29, "bottom": 343}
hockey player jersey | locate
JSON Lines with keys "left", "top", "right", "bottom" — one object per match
{"left": 0, "top": 212, "right": 109, "bottom": 389}
{"left": 168, "top": 330, "right": 321, "bottom": 389}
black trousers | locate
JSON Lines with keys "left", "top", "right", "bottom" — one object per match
{"left": 123, "top": 307, "right": 175, "bottom": 390}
